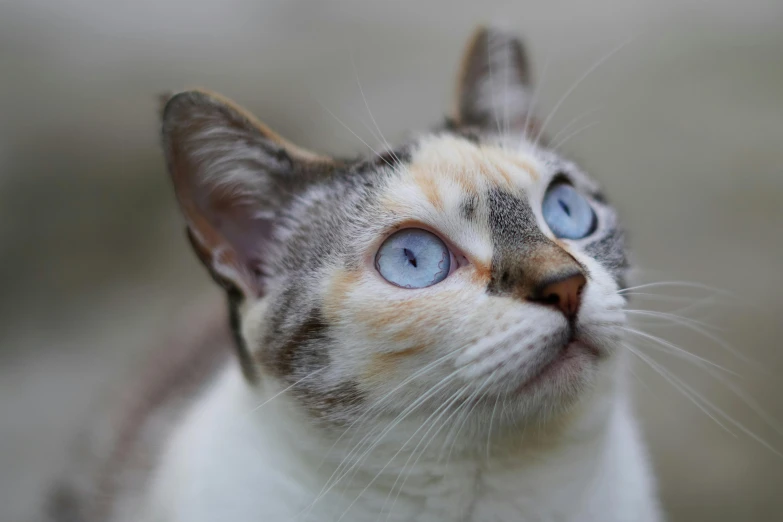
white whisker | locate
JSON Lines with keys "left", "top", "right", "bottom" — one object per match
{"left": 547, "top": 107, "right": 602, "bottom": 147}
{"left": 487, "top": 394, "right": 501, "bottom": 460}
{"left": 625, "top": 300, "right": 763, "bottom": 370}
{"left": 332, "top": 372, "right": 465, "bottom": 522}
{"left": 622, "top": 291, "right": 721, "bottom": 308}
{"left": 627, "top": 346, "right": 782, "bottom": 457}
{"left": 618, "top": 280, "right": 733, "bottom": 296}
{"left": 627, "top": 345, "right": 736, "bottom": 434}
{"left": 550, "top": 120, "right": 601, "bottom": 151}
{"left": 305, "top": 350, "right": 461, "bottom": 519}
{"left": 351, "top": 55, "right": 402, "bottom": 165}
{"left": 534, "top": 36, "right": 634, "bottom": 148}
{"left": 246, "top": 367, "right": 325, "bottom": 415}
{"left": 316, "top": 101, "right": 396, "bottom": 170}
{"left": 626, "top": 309, "right": 717, "bottom": 331}
{"left": 621, "top": 326, "right": 737, "bottom": 375}
{"left": 442, "top": 372, "right": 496, "bottom": 466}
{"left": 379, "top": 383, "right": 472, "bottom": 522}
{"left": 522, "top": 50, "right": 551, "bottom": 146}
{"left": 300, "top": 367, "right": 465, "bottom": 520}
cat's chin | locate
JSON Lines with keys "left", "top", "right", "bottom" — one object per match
{"left": 481, "top": 336, "right": 610, "bottom": 426}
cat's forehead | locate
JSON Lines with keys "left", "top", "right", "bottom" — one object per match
{"left": 381, "top": 135, "right": 547, "bottom": 212}
{"left": 376, "top": 134, "right": 548, "bottom": 260}
{"left": 400, "top": 134, "right": 541, "bottom": 194}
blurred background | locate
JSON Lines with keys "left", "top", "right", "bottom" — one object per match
{"left": 1, "top": 0, "right": 781, "bottom": 520}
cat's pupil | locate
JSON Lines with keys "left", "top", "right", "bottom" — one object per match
{"left": 403, "top": 248, "right": 418, "bottom": 268}
{"left": 558, "top": 199, "right": 571, "bottom": 217}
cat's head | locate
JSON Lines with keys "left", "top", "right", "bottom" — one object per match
{"left": 161, "top": 28, "right": 628, "bottom": 439}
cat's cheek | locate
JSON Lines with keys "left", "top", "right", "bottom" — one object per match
{"left": 359, "top": 344, "right": 432, "bottom": 388}
{"left": 239, "top": 298, "right": 271, "bottom": 358}
{"left": 321, "top": 268, "right": 363, "bottom": 325}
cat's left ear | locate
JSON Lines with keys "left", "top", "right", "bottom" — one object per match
{"left": 454, "top": 27, "right": 535, "bottom": 132}
{"left": 161, "top": 90, "right": 335, "bottom": 298}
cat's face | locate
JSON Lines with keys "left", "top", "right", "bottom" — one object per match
{"left": 161, "top": 28, "right": 629, "bottom": 438}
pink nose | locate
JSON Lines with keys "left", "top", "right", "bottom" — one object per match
{"left": 531, "top": 272, "right": 586, "bottom": 319}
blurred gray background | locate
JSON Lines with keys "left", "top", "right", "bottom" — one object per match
{"left": 1, "top": 0, "right": 782, "bottom": 520}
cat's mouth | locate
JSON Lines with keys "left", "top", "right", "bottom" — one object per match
{"left": 516, "top": 339, "right": 600, "bottom": 393}
{"left": 455, "top": 321, "right": 610, "bottom": 391}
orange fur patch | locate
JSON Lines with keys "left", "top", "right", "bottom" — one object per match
{"left": 354, "top": 289, "right": 463, "bottom": 341}
{"left": 380, "top": 196, "right": 410, "bottom": 216}
{"left": 404, "top": 137, "right": 540, "bottom": 204}
{"left": 380, "top": 344, "right": 427, "bottom": 360}
{"left": 411, "top": 167, "right": 445, "bottom": 211}
{"left": 323, "top": 269, "right": 362, "bottom": 322}
{"left": 470, "top": 262, "right": 493, "bottom": 285}
{"left": 363, "top": 344, "right": 429, "bottom": 382}
{"left": 354, "top": 300, "right": 417, "bottom": 332}
{"left": 491, "top": 163, "right": 513, "bottom": 186}
{"left": 507, "top": 156, "right": 539, "bottom": 180}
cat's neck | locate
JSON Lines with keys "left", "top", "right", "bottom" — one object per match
{"left": 148, "top": 361, "right": 658, "bottom": 522}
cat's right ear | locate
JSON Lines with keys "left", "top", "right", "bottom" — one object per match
{"left": 454, "top": 26, "right": 535, "bottom": 132}
{"left": 161, "top": 90, "right": 335, "bottom": 298}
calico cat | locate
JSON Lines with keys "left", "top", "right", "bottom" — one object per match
{"left": 48, "top": 27, "right": 662, "bottom": 522}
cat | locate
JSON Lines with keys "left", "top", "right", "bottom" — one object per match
{"left": 47, "top": 27, "right": 663, "bottom": 522}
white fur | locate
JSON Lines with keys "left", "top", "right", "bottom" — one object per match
{"left": 142, "top": 359, "right": 661, "bottom": 522}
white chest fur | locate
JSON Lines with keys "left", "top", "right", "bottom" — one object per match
{"left": 143, "top": 365, "right": 662, "bottom": 522}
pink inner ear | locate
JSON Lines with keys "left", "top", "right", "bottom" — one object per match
{"left": 162, "top": 90, "right": 334, "bottom": 298}
{"left": 167, "top": 132, "right": 271, "bottom": 297}
{"left": 211, "top": 203, "right": 273, "bottom": 279}
{"left": 184, "top": 176, "right": 274, "bottom": 297}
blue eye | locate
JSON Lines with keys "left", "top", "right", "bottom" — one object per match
{"left": 376, "top": 229, "right": 451, "bottom": 288}
{"left": 542, "top": 183, "right": 597, "bottom": 239}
